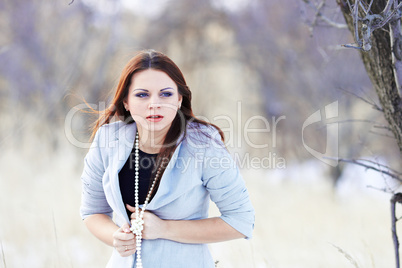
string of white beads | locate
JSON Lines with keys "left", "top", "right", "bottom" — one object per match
{"left": 130, "top": 131, "right": 161, "bottom": 268}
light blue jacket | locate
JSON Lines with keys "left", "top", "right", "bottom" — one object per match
{"left": 80, "top": 121, "right": 255, "bottom": 268}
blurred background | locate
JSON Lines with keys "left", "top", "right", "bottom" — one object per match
{"left": 0, "top": 0, "right": 401, "bottom": 267}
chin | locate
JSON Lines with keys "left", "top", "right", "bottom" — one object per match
{"left": 144, "top": 122, "right": 170, "bottom": 133}
{"left": 134, "top": 116, "right": 175, "bottom": 133}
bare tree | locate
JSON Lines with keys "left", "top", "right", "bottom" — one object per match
{"left": 0, "top": 0, "right": 125, "bottom": 150}
{"left": 302, "top": 0, "right": 402, "bottom": 266}
{"left": 337, "top": 0, "right": 402, "bottom": 152}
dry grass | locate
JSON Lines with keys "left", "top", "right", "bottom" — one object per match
{"left": 210, "top": 166, "right": 398, "bottom": 268}
{"left": 0, "top": 131, "right": 400, "bottom": 268}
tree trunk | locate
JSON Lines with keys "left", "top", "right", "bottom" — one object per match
{"left": 337, "top": 0, "right": 402, "bottom": 154}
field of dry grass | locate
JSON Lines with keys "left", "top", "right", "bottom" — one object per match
{"left": 212, "top": 167, "right": 397, "bottom": 268}
{"left": 0, "top": 135, "right": 399, "bottom": 268}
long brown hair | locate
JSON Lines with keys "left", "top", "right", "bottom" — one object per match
{"left": 90, "top": 49, "right": 224, "bottom": 196}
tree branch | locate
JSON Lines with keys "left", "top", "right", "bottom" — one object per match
{"left": 338, "top": 87, "right": 383, "bottom": 111}
{"left": 372, "top": 124, "right": 394, "bottom": 131}
{"left": 382, "top": 0, "right": 397, "bottom": 17}
{"left": 359, "top": 1, "right": 369, "bottom": 14}
{"left": 391, "top": 192, "right": 402, "bottom": 268}
{"left": 337, "top": 0, "right": 402, "bottom": 52}
{"left": 375, "top": 2, "right": 402, "bottom": 29}
{"left": 310, "top": 1, "right": 326, "bottom": 33}
{"left": 302, "top": 0, "right": 348, "bottom": 29}
{"left": 353, "top": 158, "right": 402, "bottom": 176}
{"left": 368, "top": 130, "right": 396, "bottom": 139}
{"left": 341, "top": 43, "right": 364, "bottom": 49}
{"left": 388, "top": 1, "right": 402, "bottom": 97}
{"left": 367, "top": 184, "right": 394, "bottom": 193}
{"left": 366, "top": 0, "right": 374, "bottom": 15}
{"left": 326, "top": 157, "right": 402, "bottom": 182}
{"left": 353, "top": 0, "right": 361, "bottom": 47}
{"left": 331, "top": 118, "right": 389, "bottom": 128}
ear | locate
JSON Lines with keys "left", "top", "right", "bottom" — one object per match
{"left": 178, "top": 95, "right": 183, "bottom": 108}
{"left": 123, "top": 99, "right": 129, "bottom": 111}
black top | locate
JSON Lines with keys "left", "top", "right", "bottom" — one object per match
{"left": 119, "top": 148, "right": 158, "bottom": 218}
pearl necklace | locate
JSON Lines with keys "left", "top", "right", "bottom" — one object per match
{"left": 130, "top": 132, "right": 161, "bottom": 268}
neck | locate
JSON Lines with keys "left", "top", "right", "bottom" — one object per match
{"left": 136, "top": 125, "right": 168, "bottom": 154}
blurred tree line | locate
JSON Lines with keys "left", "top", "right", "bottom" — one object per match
{"left": 0, "top": 0, "right": 399, "bottom": 184}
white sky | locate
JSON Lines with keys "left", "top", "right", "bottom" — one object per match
{"left": 121, "top": 0, "right": 251, "bottom": 17}
{"left": 81, "top": 0, "right": 252, "bottom": 18}
{"left": 121, "top": 0, "right": 171, "bottom": 17}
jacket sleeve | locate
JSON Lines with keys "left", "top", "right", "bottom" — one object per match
{"left": 201, "top": 132, "right": 255, "bottom": 239}
{"left": 80, "top": 126, "right": 113, "bottom": 220}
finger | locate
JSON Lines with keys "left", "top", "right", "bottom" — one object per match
{"left": 113, "top": 226, "right": 134, "bottom": 243}
{"left": 121, "top": 222, "right": 131, "bottom": 233}
{"left": 114, "top": 231, "right": 134, "bottom": 241}
{"left": 113, "top": 235, "right": 135, "bottom": 248}
{"left": 117, "top": 244, "right": 136, "bottom": 257}
{"left": 119, "top": 247, "right": 136, "bottom": 257}
{"left": 126, "top": 204, "right": 143, "bottom": 214}
{"left": 126, "top": 204, "right": 136, "bottom": 213}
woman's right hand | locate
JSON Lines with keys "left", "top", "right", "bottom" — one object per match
{"left": 112, "top": 223, "right": 136, "bottom": 257}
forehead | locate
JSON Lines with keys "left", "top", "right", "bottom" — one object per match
{"left": 130, "top": 69, "right": 177, "bottom": 90}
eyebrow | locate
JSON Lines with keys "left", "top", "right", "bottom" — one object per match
{"left": 133, "top": 87, "right": 174, "bottom": 92}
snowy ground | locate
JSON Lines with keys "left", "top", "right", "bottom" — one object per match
{"left": 0, "top": 142, "right": 399, "bottom": 268}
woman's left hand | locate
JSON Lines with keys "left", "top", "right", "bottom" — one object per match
{"left": 126, "top": 204, "right": 168, "bottom": 240}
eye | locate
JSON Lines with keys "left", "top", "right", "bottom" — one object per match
{"left": 135, "top": 93, "right": 148, "bottom": 98}
{"left": 161, "top": 92, "right": 173, "bottom": 97}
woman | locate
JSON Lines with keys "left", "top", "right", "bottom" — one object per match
{"left": 80, "top": 50, "right": 255, "bottom": 268}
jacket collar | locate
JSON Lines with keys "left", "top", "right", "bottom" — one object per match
{"left": 108, "top": 122, "right": 186, "bottom": 222}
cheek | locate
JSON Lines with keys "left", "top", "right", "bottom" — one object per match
{"left": 127, "top": 99, "right": 145, "bottom": 111}
{"left": 164, "top": 104, "right": 179, "bottom": 116}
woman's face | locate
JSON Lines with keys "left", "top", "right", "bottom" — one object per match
{"left": 124, "top": 69, "right": 182, "bottom": 136}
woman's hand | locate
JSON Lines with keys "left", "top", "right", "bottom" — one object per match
{"left": 126, "top": 204, "right": 168, "bottom": 240}
{"left": 125, "top": 204, "right": 245, "bottom": 244}
{"left": 112, "top": 223, "right": 136, "bottom": 257}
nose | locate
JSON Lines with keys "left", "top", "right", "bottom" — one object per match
{"left": 148, "top": 102, "right": 161, "bottom": 109}
{"left": 148, "top": 94, "right": 161, "bottom": 109}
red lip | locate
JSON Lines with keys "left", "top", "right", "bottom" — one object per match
{"left": 146, "top": 115, "right": 164, "bottom": 119}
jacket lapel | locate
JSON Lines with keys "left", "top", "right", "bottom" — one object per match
{"left": 106, "top": 122, "right": 189, "bottom": 220}
{"left": 145, "top": 141, "right": 183, "bottom": 211}
{"left": 108, "top": 122, "right": 137, "bottom": 224}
